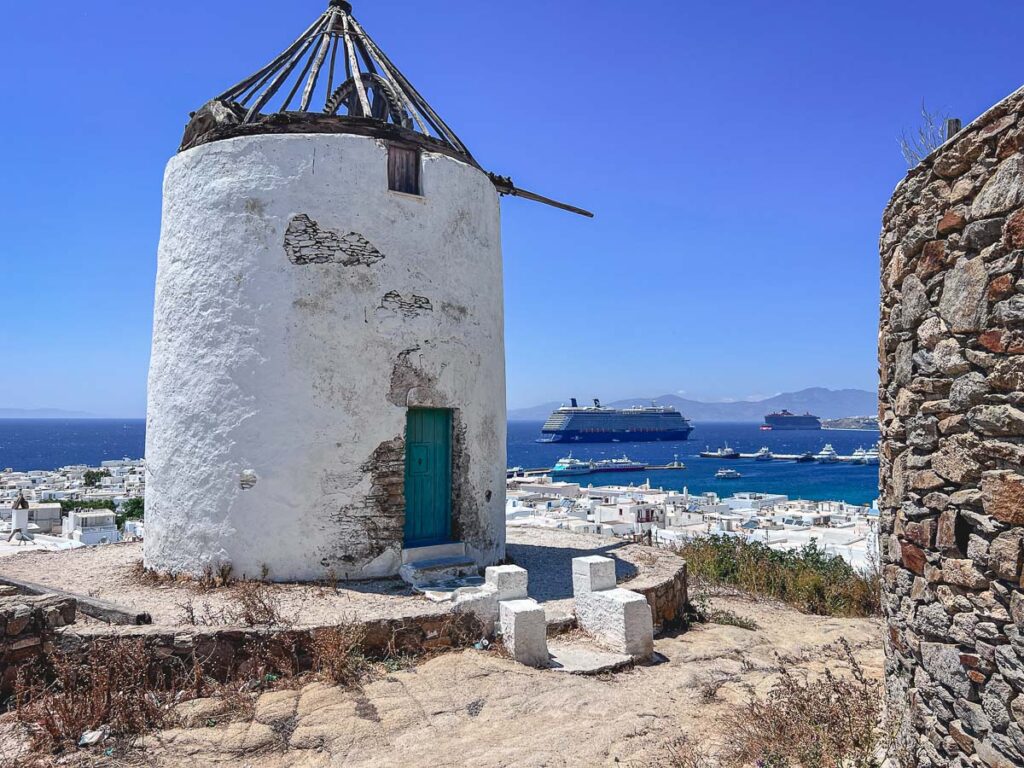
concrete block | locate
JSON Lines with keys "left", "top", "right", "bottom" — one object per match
{"left": 572, "top": 556, "right": 616, "bottom": 595}
{"left": 453, "top": 584, "right": 499, "bottom": 635}
{"left": 485, "top": 565, "right": 528, "bottom": 601}
{"left": 499, "top": 599, "right": 549, "bottom": 668}
{"left": 575, "top": 588, "right": 654, "bottom": 659}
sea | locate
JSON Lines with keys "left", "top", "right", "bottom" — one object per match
{"left": 0, "top": 419, "right": 882, "bottom": 506}
{"left": 507, "top": 421, "right": 881, "bottom": 506}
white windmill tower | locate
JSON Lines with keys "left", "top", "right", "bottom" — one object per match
{"left": 145, "top": 1, "right": 589, "bottom": 582}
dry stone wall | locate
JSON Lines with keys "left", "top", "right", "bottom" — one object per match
{"left": 880, "top": 85, "right": 1024, "bottom": 767}
{"left": 0, "top": 593, "right": 77, "bottom": 695}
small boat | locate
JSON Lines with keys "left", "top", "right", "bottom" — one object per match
{"left": 506, "top": 466, "right": 525, "bottom": 479}
{"left": 551, "top": 454, "right": 593, "bottom": 476}
{"left": 753, "top": 446, "right": 774, "bottom": 461}
{"left": 715, "top": 468, "right": 742, "bottom": 479}
{"left": 815, "top": 444, "right": 840, "bottom": 464}
{"left": 795, "top": 452, "right": 816, "bottom": 463}
{"left": 759, "top": 424, "right": 773, "bottom": 431}
{"left": 700, "top": 444, "right": 741, "bottom": 459}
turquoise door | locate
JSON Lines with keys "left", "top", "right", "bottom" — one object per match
{"left": 404, "top": 408, "right": 453, "bottom": 547}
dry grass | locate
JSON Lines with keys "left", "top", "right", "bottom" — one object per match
{"left": 14, "top": 639, "right": 181, "bottom": 754}
{"left": 310, "top": 623, "right": 368, "bottom": 686}
{"left": 720, "top": 639, "right": 886, "bottom": 767}
{"left": 662, "top": 735, "right": 715, "bottom": 768}
{"left": 175, "top": 569, "right": 291, "bottom": 628}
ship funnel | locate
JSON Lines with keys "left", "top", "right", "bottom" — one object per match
{"left": 571, "top": 398, "right": 578, "bottom": 408}
{"left": 594, "top": 399, "right": 601, "bottom": 408}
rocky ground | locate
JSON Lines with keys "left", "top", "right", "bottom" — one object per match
{"left": 0, "top": 594, "right": 883, "bottom": 767}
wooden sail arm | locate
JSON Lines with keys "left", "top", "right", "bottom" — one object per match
{"left": 488, "top": 174, "right": 594, "bottom": 218}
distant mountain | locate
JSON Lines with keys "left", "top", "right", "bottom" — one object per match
{"left": 508, "top": 388, "right": 878, "bottom": 423}
{"left": 0, "top": 408, "right": 96, "bottom": 419}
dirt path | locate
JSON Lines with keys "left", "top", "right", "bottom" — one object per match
{"left": 115, "top": 595, "right": 882, "bottom": 767}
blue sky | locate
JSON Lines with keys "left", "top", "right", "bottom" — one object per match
{"left": 1, "top": 1, "right": 1021, "bottom": 416}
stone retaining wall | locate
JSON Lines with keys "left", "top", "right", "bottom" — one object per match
{"left": 628, "top": 561, "right": 688, "bottom": 633}
{"left": 53, "top": 611, "right": 484, "bottom": 685}
{"left": 0, "top": 593, "right": 77, "bottom": 694}
{"left": 880, "top": 85, "right": 1024, "bottom": 767}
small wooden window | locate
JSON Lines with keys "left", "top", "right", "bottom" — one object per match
{"left": 388, "top": 145, "right": 421, "bottom": 195}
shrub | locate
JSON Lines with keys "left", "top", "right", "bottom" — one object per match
{"left": 721, "top": 639, "right": 885, "bottom": 767}
{"left": 311, "top": 623, "right": 368, "bottom": 686}
{"left": 675, "top": 536, "right": 881, "bottom": 618}
{"left": 14, "top": 639, "right": 181, "bottom": 753}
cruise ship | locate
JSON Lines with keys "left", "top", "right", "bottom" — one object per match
{"left": 539, "top": 399, "right": 694, "bottom": 443}
{"left": 762, "top": 410, "right": 822, "bottom": 431}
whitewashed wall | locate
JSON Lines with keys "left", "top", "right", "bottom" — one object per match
{"left": 145, "top": 133, "right": 506, "bottom": 581}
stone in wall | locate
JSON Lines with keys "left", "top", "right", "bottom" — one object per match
{"left": 284, "top": 214, "right": 385, "bottom": 266}
{"left": 0, "top": 594, "right": 77, "bottom": 695}
{"left": 880, "top": 85, "right": 1024, "bottom": 767}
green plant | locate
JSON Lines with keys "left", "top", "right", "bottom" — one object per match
{"left": 120, "top": 497, "right": 144, "bottom": 520}
{"left": 82, "top": 470, "right": 110, "bottom": 488}
{"left": 675, "top": 536, "right": 881, "bottom": 618}
{"left": 707, "top": 609, "right": 759, "bottom": 631}
{"left": 57, "top": 499, "right": 115, "bottom": 513}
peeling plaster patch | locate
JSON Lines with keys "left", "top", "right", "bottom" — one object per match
{"left": 320, "top": 437, "right": 406, "bottom": 574}
{"left": 240, "top": 470, "right": 258, "bottom": 490}
{"left": 389, "top": 345, "right": 446, "bottom": 408}
{"left": 451, "top": 414, "right": 490, "bottom": 552}
{"left": 379, "top": 291, "right": 433, "bottom": 317}
{"left": 284, "top": 214, "right": 385, "bottom": 266}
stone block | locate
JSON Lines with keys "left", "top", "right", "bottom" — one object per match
{"left": 484, "top": 565, "right": 528, "bottom": 601}
{"left": 453, "top": 584, "right": 499, "bottom": 636}
{"left": 499, "top": 599, "right": 548, "bottom": 668}
{"left": 572, "top": 556, "right": 616, "bottom": 595}
{"left": 575, "top": 587, "right": 654, "bottom": 659}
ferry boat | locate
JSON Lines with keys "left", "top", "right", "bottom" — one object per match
{"left": 715, "top": 468, "right": 742, "bottom": 479}
{"left": 539, "top": 398, "right": 694, "bottom": 444}
{"left": 700, "top": 444, "right": 741, "bottom": 459}
{"left": 592, "top": 456, "right": 648, "bottom": 473}
{"left": 851, "top": 448, "right": 869, "bottom": 465}
{"left": 862, "top": 446, "right": 880, "bottom": 465}
{"left": 815, "top": 444, "right": 840, "bottom": 464}
{"left": 551, "top": 455, "right": 592, "bottom": 476}
{"left": 762, "top": 410, "right": 822, "bottom": 431}
{"left": 551, "top": 454, "right": 647, "bottom": 477}
{"left": 753, "top": 446, "right": 774, "bottom": 461}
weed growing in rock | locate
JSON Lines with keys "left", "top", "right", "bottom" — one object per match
{"left": 311, "top": 622, "right": 368, "bottom": 686}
